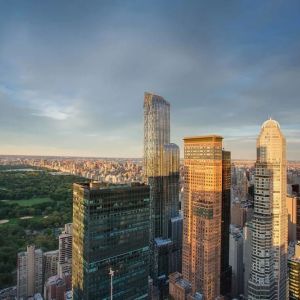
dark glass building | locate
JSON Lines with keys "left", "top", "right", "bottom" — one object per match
{"left": 72, "top": 182, "right": 150, "bottom": 300}
{"left": 220, "top": 150, "right": 232, "bottom": 297}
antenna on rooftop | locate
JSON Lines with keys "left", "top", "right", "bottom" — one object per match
{"left": 109, "top": 267, "right": 115, "bottom": 300}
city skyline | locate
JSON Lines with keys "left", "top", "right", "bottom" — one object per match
{"left": 1, "top": 1, "right": 300, "bottom": 159}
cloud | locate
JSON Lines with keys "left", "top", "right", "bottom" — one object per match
{"left": 0, "top": 0, "right": 299, "bottom": 158}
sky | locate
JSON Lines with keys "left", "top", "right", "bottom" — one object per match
{"left": 0, "top": 1, "right": 300, "bottom": 159}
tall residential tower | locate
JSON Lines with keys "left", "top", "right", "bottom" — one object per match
{"left": 248, "top": 119, "right": 288, "bottom": 299}
{"left": 17, "top": 245, "right": 43, "bottom": 299}
{"left": 58, "top": 223, "right": 72, "bottom": 278}
{"left": 144, "top": 93, "right": 181, "bottom": 286}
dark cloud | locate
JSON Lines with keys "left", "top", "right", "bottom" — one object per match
{"left": 0, "top": 0, "right": 299, "bottom": 158}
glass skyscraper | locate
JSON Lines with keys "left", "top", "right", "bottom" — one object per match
{"left": 72, "top": 182, "right": 150, "bottom": 300}
{"left": 220, "top": 150, "right": 232, "bottom": 297}
{"left": 248, "top": 118, "right": 288, "bottom": 300}
{"left": 143, "top": 92, "right": 181, "bottom": 288}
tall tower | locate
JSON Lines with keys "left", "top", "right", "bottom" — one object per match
{"left": 58, "top": 223, "right": 73, "bottom": 277}
{"left": 17, "top": 245, "right": 43, "bottom": 299}
{"left": 220, "top": 150, "right": 232, "bottom": 297}
{"left": 144, "top": 92, "right": 181, "bottom": 285}
{"left": 182, "top": 135, "right": 224, "bottom": 300}
{"left": 248, "top": 118, "right": 288, "bottom": 299}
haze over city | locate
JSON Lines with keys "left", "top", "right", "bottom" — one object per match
{"left": 0, "top": 1, "right": 300, "bottom": 159}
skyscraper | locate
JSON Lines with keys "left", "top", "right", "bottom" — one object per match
{"left": 72, "top": 182, "right": 150, "bottom": 300}
{"left": 43, "top": 250, "right": 59, "bottom": 284}
{"left": 229, "top": 225, "right": 244, "bottom": 297}
{"left": 58, "top": 223, "right": 72, "bottom": 278}
{"left": 286, "top": 195, "right": 297, "bottom": 242}
{"left": 17, "top": 245, "right": 43, "bottom": 299}
{"left": 243, "top": 222, "right": 253, "bottom": 299}
{"left": 248, "top": 118, "right": 288, "bottom": 299}
{"left": 220, "top": 150, "right": 232, "bottom": 297}
{"left": 182, "top": 135, "right": 227, "bottom": 300}
{"left": 144, "top": 92, "right": 181, "bottom": 285}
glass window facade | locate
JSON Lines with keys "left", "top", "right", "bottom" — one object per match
{"left": 248, "top": 119, "right": 288, "bottom": 300}
{"left": 143, "top": 93, "right": 181, "bottom": 286}
{"left": 72, "top": 182, "right": 150, "bottom": 300}
{"left": 182, "top": 136, "right": 224, "bottom": 300}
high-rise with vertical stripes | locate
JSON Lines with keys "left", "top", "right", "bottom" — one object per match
{"left": 248, "top": 118, "right": 288, "bottom": 299}
{"left": 143, "top": 92, "right": 181, "bottom": 291}
{"left": 72, "top": 182, "right": 150, "bottom": 300}
{"left": 181, "top": 135, "right": 230, "bottom": 300}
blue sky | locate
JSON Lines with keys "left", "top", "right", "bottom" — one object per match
{"left": 0, "top": 0, "right": 300, "bottom": 159}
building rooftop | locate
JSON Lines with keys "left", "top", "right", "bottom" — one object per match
{"left": 74, "top": 181, "right": 148, "bottom": 191}
{"left": 59, "top": 232, "right": 72, "bottom": 238}
{"left": 65, "top": 291, "right": 72, "bottom": 300}
{"left": 261, "top": 118, "right": 281, "bottom": 129}
{"left": 176, "top": 278, "right": 192, "bottom": 290}
{"left": 155, "top": 237, "right": 172, "bottom": 246}
{"left": 44, "top": 250, "right": 59, "bottom": 255}
{"left": 183, "top": 135, "right": 223, "bottom": 142}
{"left": 144, "top": 92, "right": 170, "bottom": 106}
{"left": 171, "top": 215, "right": 183, "bottom": 222}
{"left": 163, "top": 143, "right": 179, "bottom": 150}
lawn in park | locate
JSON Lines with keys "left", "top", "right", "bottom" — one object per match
{"left": 1, "top": 197, "right": 53, "bottom": 207}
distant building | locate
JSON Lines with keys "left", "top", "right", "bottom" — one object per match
{"left": 298, "top": 199, "right": 300, "bottom": 241}
{"left": 229, "top": 225, "right": 244, "bottom": 297}
{"left": 290, "top": 186, "right": 300, "bottom": 241}
{"left": 44, "top": 275, "right": 66, "bottom": 300}
{"left": 17, "top": 245, "right": 43, "bottom": 299}
{"left": 58, "top": 223, "right": 72, "bottom": 277}
{"left": 243, "top": 222, "right": 252, "bottom": 299}
{"left": 220, "top": 150, "right": 232, "bottom": 297}
{"left": 231, "top": 202, "right": 246, "bottom": 228}
{"left": 170, "top": 215, "right": 183, "bottom": 273}
{"left": 72, "top": 182, "right": 150, "bottom": 300}
{"left": 289, "top": 242, "right": 300, "bottom": 300}
{"left": 65, "top": 290, "right": 72, "bottom": 300}
{"left": 0, "top": 286, "right": 17, "bottom": 300}
{"left": 169, "top": 272, "right": 206, "bottom": 300}
{"left": 43, "top": 250, "right": 59, "bottom": 284}
{"left": 287, "top": 195, "right": 297, "bottom": 242}
{"left": 169, "top": 272, "right": 192, "bottom": 300}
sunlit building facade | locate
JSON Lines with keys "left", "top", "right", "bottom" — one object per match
{"left": 248, "top": 118, "right": 288, "bottom": 300}
{"left": 72, "top": 182, "right": 150, "bottom": 300}
{"left": 144, "top": 92, "right": 181, "bottom": 285}
{"left": 17, "top": 245, "right": 43, "bottom": 299}
{"left": 182, "top": 135, "right": 226, "bottom": 300}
